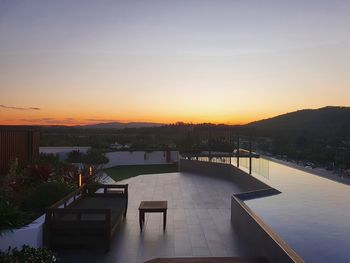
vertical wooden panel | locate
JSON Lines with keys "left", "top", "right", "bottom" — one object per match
{"left": 0, "top": 126, "right": 41, "bottom": 175}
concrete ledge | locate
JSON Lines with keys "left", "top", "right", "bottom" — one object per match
{"left": 0, "top": 214, "right": 45, "bottom": 251}
{"left": 0, "top": 181, "right": 101, "bottom": 251}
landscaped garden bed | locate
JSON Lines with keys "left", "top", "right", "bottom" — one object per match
{"left": 0, "top": 157, "right": 78, "bottom": 252}
{"left": 0, "top": 156, "right": 78, "bottom": 234}
{"left": 0, "top": 149, "right": 109, "bottom": 252}
{"left": 0, "top": 149, "right": 109, "bottom": 234}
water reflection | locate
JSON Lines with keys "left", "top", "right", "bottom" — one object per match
{"left": 244, "top": 160, "right": 350, "bottom": 263}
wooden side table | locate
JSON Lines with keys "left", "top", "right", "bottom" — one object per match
{"left": 139, "top": 201, "right": 167, "bottom": 232}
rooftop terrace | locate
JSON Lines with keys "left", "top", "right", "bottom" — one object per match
{"left": 58, "top": 171, "right": 262, "bottom": 263}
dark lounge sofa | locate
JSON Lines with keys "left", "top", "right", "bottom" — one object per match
{"left": 44, "top": 184, "right": 128, "bottom": 251}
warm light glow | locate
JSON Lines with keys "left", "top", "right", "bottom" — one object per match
{"left": 78, "top": 173, "right": 82, "bottom": 188}
{"left": 0, "top": 1, "right": 349, "bottom": 125}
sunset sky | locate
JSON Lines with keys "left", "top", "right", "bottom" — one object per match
{"left": 1, "top": 0, "right": 350, "bottom": 125}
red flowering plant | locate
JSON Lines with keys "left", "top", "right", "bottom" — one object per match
{"left": 0, "top": 156, "right": 80, "bottom": 231}
{"left": 22, "top": 163, "right": 56, "bottom": 187}
{"left": 6, "top": 159, "right": 77, "bottom": 204}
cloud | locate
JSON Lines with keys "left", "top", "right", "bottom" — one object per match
{"left": 0, "top": 104, "right": 40, "bottom": 110}
{"left": 20, "top": 118, "right": 77, "bottom": 125}
{"left": 18, "top": 117, "right": 120, "bottom": 126}
{"left": 84, "top": 118, "right": 117, "bottom": 122}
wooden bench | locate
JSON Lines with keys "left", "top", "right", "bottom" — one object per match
{"left": 44, "top": 184, "right": 128, "bottom": 251}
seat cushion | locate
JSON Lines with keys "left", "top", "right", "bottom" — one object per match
{"left": 69, "top": 196, "right": 126, "bottom": 224}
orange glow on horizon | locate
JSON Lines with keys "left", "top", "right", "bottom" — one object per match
{"left": 0, "top": 109, "right": 264, "bottom": 126}
{"left": 0, "top": 116, "right": 250, "bottom": 126}
{"left": 1, "top": 103, "right": 340, "bottom": 126}
{"left": 0, "top": 104, "right": 322, "bottom": 126}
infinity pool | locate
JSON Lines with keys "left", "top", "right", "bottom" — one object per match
{"left": 239, "top": 158, "right": 350, "bottom": 263}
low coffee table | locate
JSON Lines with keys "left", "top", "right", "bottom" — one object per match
{"left": 139, "top": 201, "right": 167, "bottom": 232}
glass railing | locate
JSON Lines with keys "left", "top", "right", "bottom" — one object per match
{"left": 181, "top": 155, "right": 270, "bottom": 179}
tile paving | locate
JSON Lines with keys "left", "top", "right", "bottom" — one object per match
{"left": 58, "top": 172, "right": 260, "bottom": 263}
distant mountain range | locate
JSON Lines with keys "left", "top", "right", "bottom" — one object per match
{"left": 81, "top": 121, "right": 165, "bottom": 129}
{"left": 248, "top": 106, "right": 350, "bottom": 135}
{"left": 78, "top": 106, "right": 350, "bottom": 132}
{"left": 246, "top": 106, "right": 350, "bottom": 166}
{"left": 39, "top": 106, "right": 350, "bottom": 167}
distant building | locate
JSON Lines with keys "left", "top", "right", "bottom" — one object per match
{"left": 0, "top": 126, "right": 40, "bottom": 175}
{"left": 110, "top": 142, "right": 131, "bottom": 150}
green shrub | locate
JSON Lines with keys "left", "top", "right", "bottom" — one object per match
{"left": 0, "top": 199, "right": 28, "bottom": 234}
{"left": 83, "top": 149, "right": 109, "bottom": 165}
{"left": 85, "top": 179, "right": 101, "bottom": 194}
{"left": 1, "top": 159, "right": 23, "bottom": 204}
{"left": 66, "top": 150, "right": 83, "bottom": 163}
{"left": 22, "top": 182, "right": 73, "bottom": 213}
{"left": 0, "top": 245, "right": 58, "bottom": 263}
{"left": 38, "top": 153, "right": 61, "bottom": 166}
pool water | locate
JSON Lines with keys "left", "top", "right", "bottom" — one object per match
{"left": 239, "top": 158, "right": 350, "bottom": 263}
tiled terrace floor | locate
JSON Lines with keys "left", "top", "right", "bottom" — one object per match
{"left": 58, "top": 172, "right": 260, "bottom": 263}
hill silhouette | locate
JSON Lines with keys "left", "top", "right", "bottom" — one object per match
{"left": 40, "top": 106, "right": 350, "bottom": 168}
{"left": 248, "top": 106, "right": 350, "bottom": 138}
{"left": 247, "top": 106, "right": 350, "bottom": 167}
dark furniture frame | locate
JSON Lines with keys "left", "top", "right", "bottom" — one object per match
{"left": 44, "top": 184, "right": 128, "bottom": 251}
{"left": 139, "top": 201, "right": 167, "bottom": 232}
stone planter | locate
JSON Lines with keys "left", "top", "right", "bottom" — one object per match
{"left": 0, "top": 214, "right": 45, "bottom": 251}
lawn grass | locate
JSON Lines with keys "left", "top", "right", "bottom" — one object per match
{"left": 104, "top": 164, "right": 178, "bottom": 182}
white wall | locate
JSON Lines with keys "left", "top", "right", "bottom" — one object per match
{"left": 0, "top": 189, "right": 89, "bottom": 250}
{"left": 0, "top": 215, "right": 45, "bottom": 250}
{"left": 39, "top": 147, "right": 91, "bottom": 160}
{"left": 104, "top": 151, "right": 178, "bottom": 168}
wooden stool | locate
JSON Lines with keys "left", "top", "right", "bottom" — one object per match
{"left": 139, "top": 201, "right": 167, "bottom": 232}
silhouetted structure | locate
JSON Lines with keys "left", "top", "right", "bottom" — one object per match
{"left": 182, "top": 126, "right": 257, "bottom": 174}
{"left": 0, "top": 126, "right": 40, "bottom": 175}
